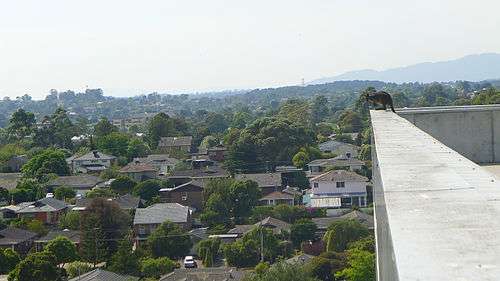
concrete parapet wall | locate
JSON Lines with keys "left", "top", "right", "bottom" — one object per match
{"left": 397, "top": 105, "right": 500, "bottom": 163}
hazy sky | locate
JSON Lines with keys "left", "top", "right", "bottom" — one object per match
{"left": 1, "top": 0, "right": 500, "bottom": 99}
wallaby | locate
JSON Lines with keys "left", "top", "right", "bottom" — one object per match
{"left": 365, "top": 91, "right": 395, "bottom": 113}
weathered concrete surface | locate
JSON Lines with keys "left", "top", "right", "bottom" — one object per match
{"left": 398, "top": 105, "right": 500, "bottom": 163}
{"left": 371, "top": 110, "right": 500, "bottom": 281}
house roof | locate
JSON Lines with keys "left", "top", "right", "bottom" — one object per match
{"left": 307, "top": 157, "right": 364, "bottom": 167}
{"left": 75, "top": 194, "right": 142, "bottom": 211}
{"left": 69, "top": 269, "right": 139, "bottom": 281}
{"left": 134, "top": 154, "right": 180, "bottom": 165}
{"left": 234, "top": 173, "right": 282, "bottom": 187}
{"left": 119, "top": 162, "right": 157, "bottom": 173}
{"left": 0, "top": 173, "right": 22, "bottom": 191}
{"left": 73, "top": 151, "right": 116, "bottom": 161}
{"left": 47, "top": 175, "right": 104, "bottom": 189}
{"left": 16, "top": 197, "right": 68, "bottom": 214}
{"left": 158, "top": 136, "right": 193, "bottom": 147}
{"left": 159, "top": 180, "right": 204, "bottom": 192}
{"left": 134, "top": 203, "right": 190, "bottom": 225}
{"left": 35, "top": 230, "right": 81, "bottom": 244}
{"left": 318, "top": 140, "right": 359, "bottom": 152}
{"left": 310, "top": 170, "right": 368, "bottom": 182}
{"left": 0, "top": 227, "right": 37, "bottom": 246}
{"left": 169, "top": 165, "right": 229, "bottom": 179}
{"left": 228, "top": 217, "right": 290, "bottom": 236}
{"left": 159, "top": 268, "right": 244, "bottom": 281}
{"left": 259, "top": 191, "right": 295, "bottom": 201}
{"left": 285, "top": 253, "right": 315, "bottom": 265}
{"left": 312, "top": 210, "right": 374, "bottom": 230}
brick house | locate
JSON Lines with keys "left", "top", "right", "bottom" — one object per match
{"left": 15, "top": 197, "right": 68, "bottom": 224}
{"left": 159, "top": 180, "right": 204, "bottom": 211}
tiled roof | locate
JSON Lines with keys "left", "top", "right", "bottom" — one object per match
{"left": 234, "top": 173, "right": 282, "bottom": 187}
{"left": 158, "top": 136, "right": 193, "bottom": 147}
{"left": 35, "top": 230, "right": 81, "bottom": 244}
{"left": 0, "top": 227, "right": 37, "bottom": 246}
{"left": 119, "top": 163, "right": 157, "bottom": 173}
{"left": 0, "top": 173, "right": 22, "bottom": 191}
{"left": 259, "top": 191, "right": 295, "bottom": 201}
{"left": 159, "top": 268, "right": 244, "bottom": 281}
{"left": 307, "top": 157, "right": 364, "bottom": 167}
{"left": 318, "top": 140, "right": 359, "bottom": 152}
{"left": 47, "top": 175, "right": 104, "bottom": 189}
{"left": 312, "top": 210, "right": 374, "bottom": 230}
{"left": 134, "top": 154, "right": 180, "bottom": 165}
{"left": 310, "top": 170, "right": 368, "bottom": 182}
{"left": 75, "top": 194, "right": 142, "bottom": 210}
{"left": 134, "top": 203, "right": 190, "bottom": 225}
{"left": 228, "top": 217, "right": 290, "bottom": 236}
{"left": 73, "top": 151, "right": 116, "bottom": 161}
{"left": 160, "top": 180, "right": 204, "bottom": 192}
{"left": 69, "top": 269, "right": 139, "bottom": 281}
{"left": 16, "top": 197, "right": 68, "bottom": 214}
{"left": 169, "top": 165, "right": 229, "bottom": 179}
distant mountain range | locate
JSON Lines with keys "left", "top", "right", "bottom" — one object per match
{"left": 309, "top": 53, "right": 500, "bottom": 84}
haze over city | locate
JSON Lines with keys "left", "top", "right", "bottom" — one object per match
{"left": 2, "top": 0, "right": 500, "bottom": 99}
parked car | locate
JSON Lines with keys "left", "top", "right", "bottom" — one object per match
{"left": 183, "top": 256, "right": 197, "bottom": 268}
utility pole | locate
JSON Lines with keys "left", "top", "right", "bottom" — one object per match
{"left": 260, "top": 215, "right": 264, "bottom": 262}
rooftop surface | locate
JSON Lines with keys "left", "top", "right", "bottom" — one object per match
{"left": 371, "top": 109, "right": 500, "bottom": 280}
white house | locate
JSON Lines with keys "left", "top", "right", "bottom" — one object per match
{"left": 309, "top": 170, "right": 368, "bottom": 208}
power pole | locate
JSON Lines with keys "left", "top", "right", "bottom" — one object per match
{"left": 260, "top": 215, "right": 264, "bottom": 262}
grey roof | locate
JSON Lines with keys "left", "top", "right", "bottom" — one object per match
{"left": 189, "top": 227, "right": 209, "bottom": 241}
{"left": 0, "top": 227, "right": 37, "bottom": 246}
{"left": 312, "top": 210, "right": 374, "bottom": 230}
{"left": 69, "top": 269, "right": 139, "bottom": 281}
{"left": 134, "top": 203, "right": 190, "bottom": 225}
{"left": 318, "top": 140, "right": 359, "bottom": 152}
{"left": 228, "top": 217, "right": 290, "bottom": 236}
{"left": 75, "top": 194, "right": 142, "bottom": 210}
{"left": 119, "top": 162, "right": 157, "bottom": 173}
{"left": 0, "top": 173, "right": 22, "bottom": 191}
{"left": 16, "top": 197, "right": 68, "bottom": 214}
{"left": 310, "top": 170, "right": 368, "bottom": 182}
{"left": 234, "top": 173, "right": 282, "bottom": 187}
{"left": 159, "top": 268, "right": 244, "bottom": 281}
{"left": 47, "top": 175, "right": 104, "bottom": 189}
{"left": 73, "top": 151, "right": 116, "bottom": 161}
{"left": 35, "top": 230, "right": 81, "bottom": 244}
{"left": 158, "top": 136, "right": 193, "bottom": 147}
{"left": 307, "top": 157, "right": 364, "bottom": 167}
{"left": 169, "top": 165, "right": 229, "bottom": 179}
{"left": 285, "top": 253, "right": 315, "bottom": 265}
{"left": 160, "top": 180, "right": 204, "bottom": 192}
{"left": 259, "top": 191, "right": 295, "bottom": 201}
{"left": 134, "top": 154, "right": 180, "bottom": 165}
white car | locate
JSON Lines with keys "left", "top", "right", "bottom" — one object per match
{"left": 46, "top": 193, "right": 54, "bottom": 198}
{"left": 183, "top": 256, "right": 197, "bottom": 268}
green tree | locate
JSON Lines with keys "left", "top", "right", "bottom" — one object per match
{"left": 140, "top": 257, "right": 176, "bottom": 279}
{"left": 323, "top": 219, "right": 370, "bottom": 252}
{"left": 94, "top": 118, "right": 118, "bottom": 137}
{"left": 58, "top": 211, "right": 80, "bottom": 230}
{"left": 110, "top": 176, "right": 137, "bottom": 195}
{"left": 85, "top": 188, "right": 117, "bottom": 199}
{"left": 196, "top": 238, "right": 221, "bottom": 267}
{"left": 337, "top": 237, "right": 375, "bottom": 281}
{"left": 305, "top": 252, "right": 346, "bottom": 281}
{"left": 7, "top": 109, "right": 36, "bottom": 140}
{"left": 8, "top": 251, "right": 60, "bottom": 281}
{"left": 96, "top": 132, "right": 129, "bottom": 157}
{"left": 26, "top": 219, "right": 48, "bottom": 236}
{"left": 65, "top": 261, "right": 93, "bottom": 279}
{"left": 290, "top": 219, "right": 317, "bottom": 248}
{"left": 278, "top": 99, "right": 312, "bottom": 127}
{"left": 337, "top": 111, "right": 363, "bottom": 133}
{"left": 292, "top": 151, "right": 310, "bottom": 169}
{"left": 126, "top": 138, "right": 150, "bottom": 160}
{"left": 21, "top": 149, "right": 70, "bottom": 182}
{"left": 311, "top": 95, "right": 330, "bottom": 124}
{"left": 45, "top": 236, "right": 78, "bottom": 266}
{"left": 133, "top": 179, "right": 167, "bottom": 202}
{"left": 230, "top": 180, "right": 261, "bottom": 223}
{"left": 223, "top": 238, "right": 259, "bottom": 268}
{"left": 0, "top": 248, "right": 20, "bottom": 274}
{"left": 148, "top": 220, "right": 192, "bottom": 259}
{"left": 108, "top": 237, "right": 141, "bottom": 276}
{"left": 243, "top": 262, "right": 319, "bottom": 281}
{"left": 54, "top": 186, "right": 76, "bottom": 201}
{"left": 147, "top": 113, "right": 176, "bottom": 149}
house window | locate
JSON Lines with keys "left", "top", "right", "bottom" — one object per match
{"left": 313, "top": 182, "right": 319, "bottom": 188}
{"left": 181, "top": 192, "right": 188, "bottom": 201}
{"left": 336, "top": 182, "right": 345, "bottom": 188}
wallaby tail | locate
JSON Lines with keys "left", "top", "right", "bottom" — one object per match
{"left": 389, "top": 98, "right": 395, "bottom": 113}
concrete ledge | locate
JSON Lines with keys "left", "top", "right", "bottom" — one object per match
{"left": 371, "top": 110, "right": 500, "bottom": 280}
